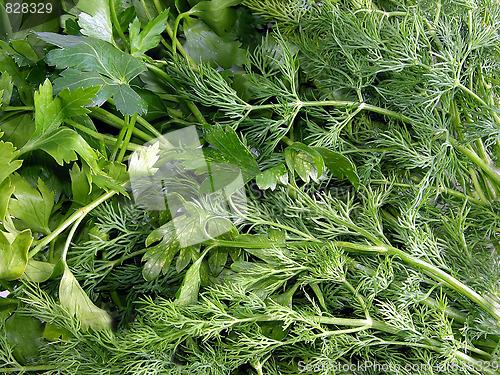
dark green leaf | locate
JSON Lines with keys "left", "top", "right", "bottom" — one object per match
{"left": 183, "top": 17, "right": 246, "bottom": 69}
{"left": 190, "top": 0, "right": 241, "bottom": 36}
{"left": 202, "top": 123, "right": 259, "bottom": 181}
{"left": 36, "top": 33, "right": 147, "bottom": 115}
{"left": 312, "top": 146, "right": 360, "bottom": 189}
{"left": 5, "top": 314, "right": 43, "bottom": 365}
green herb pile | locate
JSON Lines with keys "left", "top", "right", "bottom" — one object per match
{"left": 1, "top": 0, "right": 500, "bottom": 373}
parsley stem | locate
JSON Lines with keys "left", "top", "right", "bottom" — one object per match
{"left": 158, "top": 9, "right": 196, "bottom": 67}
{"left": 117, "top": 113, "right": 138, "bottom": 163}
{"left": 64, "top": 118, "right": 140, "bottom": 151}
{"left": 28, "top": 185, "right": 125, "bottom": 259}
{"left": 2, "top": 105, "right": 33, "bottom": 111}
{"left": 469, "top": 167, "right": 489, "bottom": 204}
{"left": 109, "top": 0, "right": 130, "bottom": 51}
{"left": 90, "top": 107, "right": 153, "bottom": 141}
{"left": 62, "top": 215, "right": 85, "bottom": 263}
{"left": 110, "top": 118, "right": 128, "bottom": 162}
{"left": 137, "top": 116, "right": 162, "bottom": 138}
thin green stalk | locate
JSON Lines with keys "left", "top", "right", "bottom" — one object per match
{"left": 453, "top": 140, "right": 500, "bottom": 187}
{"left": 94, "top": 248, "right": 148, "bottom": 272}
{"left": 157, "top": 93, "right": 180, "bottom": 102}
{"left": 164, "top": 20, "right": 197, "bottom": 67}
{"left": 172, "top": 12, "right": 191, "bottom": 55}
{"left": 352, "top": 9, "right": 407, "bottom": 17}
{"left": 109, "top": 0, "right": 130, "bottom": 51}
{"left": 117, "top": 113, "right": 138, "bottom": 163}
{"left": 370, "top": 179, "right": 485, "bottom": 205}
{"left": 0, "top": 365, "right": 56, "bottom": 372}
{"left": 137, "top": 115, "right": 162, "bottom": 138}
{"left": 145, "top": 62, "right": 177, "bottom": 86}
{"left": 342, "top": 279, "right": 371, "bottom": 320}
{"left": 249, "top": 100, "right": 413, "bottom": 124}
{"left": 61, "top": 215, "right": 85, "bottom": 263}
{"left": 288, "top": 184, "right": 384, "bottom": 244}
{"left": 110, "top": 116, "right": 129, "bottom": 162}
{"left": 28, "top": 184, "right": 126, "bottom": 258}
{"left": 385, "top": 245, "right": 500, "bottom": 324}
{"left": 139, "top": 0, "right": 153, "bottom": 19}
{"left": 458, "top": 82, "right": 500, "bottom": 130}
{"left": 1, "top": 105, "right": 34, "bottom": 111}
{"left": 65, "top": 118, "right": 140, "bottom": 151}
{"left": 333, "top": 240, "right": 500, "bottom": 325}
{"left": 90, "top": 108, "right": 153, "bottom": 142}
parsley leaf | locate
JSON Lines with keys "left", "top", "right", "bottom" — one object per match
{"left": 36, "top": 33, "right": 148, "bottom": 115}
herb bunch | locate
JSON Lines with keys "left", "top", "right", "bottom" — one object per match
{"left": 1, "top": 0, "right": 500, "bottom": 374}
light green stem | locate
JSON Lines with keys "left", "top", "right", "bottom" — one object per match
{"left": 250, "top": 100, "right": 413, "bottom": 124}
{"left": 385, "top": 245, "right": 500, "bottom": 324}
{"left": 64, "top": 118, "right": 140, "bottom": 151}
{"left": 453, "top": 140, "right": 500, "bottom": 187}
{"left": 110, "top": 116, "right": 129, "bottom": 162}
{"left": 61, "top": 215, "right": 85, "bottom": 263}
{"left": 28, "top": 184, "right": 125, "bottom": 258}
{"left": 137, "top": 116, "right": 162, "bottom": 138}
{"left": 109, "top": 0, "right": 130, "bottom": 51}
{"left": 117, "top": 113, "right": 137, "bottom": 163}
{"left": 370, "top": 179, "right": 485, "bottom": 205}
{"left": 2, "top": 105, "right": 34, "bottom": 111}
{"left": 90, "top": 108, "right": 153, "bottom": 142}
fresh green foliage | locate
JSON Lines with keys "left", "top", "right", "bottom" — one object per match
{"left": 0, "top": 230, "right": 31, "bottom": 281}
{"left": 1, "top": 0, "right": 500, "bottom": 374}
{"left": 36, "top": 33, "right": 148, "bottom": 115}
{"left": 76, "top": 0, "right": 114, "bottom": 43}
{"left": 59, "top": 263, "right": 112, "bottom": 331}
{"left": 129, "top": 10, "right": 170, "bottom": 57}
{"left": 202, "top": 122, "right": 260, "bottom": 181}
{"left": 9, "top": 175, "right": 54, "bottom": 234}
